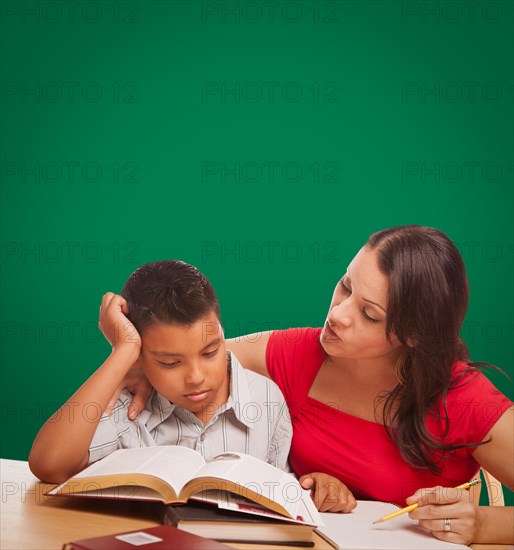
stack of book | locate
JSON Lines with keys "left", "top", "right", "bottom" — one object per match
{"left": 48, "top": 446, "right": 322, "bottom": 547}
{"left": 160, "top": 499, "right": 316, "bottom": 546}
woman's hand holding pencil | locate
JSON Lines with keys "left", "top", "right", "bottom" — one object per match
{"left": 373, "top": 479, "right": 481, "bottom": 545}
{"left": 373, "top": 479, "right": 481, "bottom": 523}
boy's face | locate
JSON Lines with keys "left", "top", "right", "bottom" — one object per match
{"left": 138, "top": 311, "right": 229, "bottom": 424}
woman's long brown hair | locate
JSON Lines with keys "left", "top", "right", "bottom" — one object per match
{"left": 367, "top": 225, "right": 486, "bottom": 473}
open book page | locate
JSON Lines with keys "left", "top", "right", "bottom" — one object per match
{"left": 215, "top": 492, "right": 323, "bottom": 527}
{"left": 49, "top": 446, "right": 206, "bottom": 498}
{"left": 184, "top": 452, "right": 301, "bottom": 518}
{"left": 316, "top": 501, "right": 470, "bottom": 550}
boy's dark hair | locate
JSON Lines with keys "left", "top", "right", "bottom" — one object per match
{"left": 121, "top": 260, "right": 220, "bottom": 334}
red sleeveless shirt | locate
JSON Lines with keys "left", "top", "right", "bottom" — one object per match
{"left": 266, "top": 328, "right": 512, "bottom": 505}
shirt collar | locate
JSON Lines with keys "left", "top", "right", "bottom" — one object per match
{"left": 225, "top": 350, "right": 255, "bottom": 429}
{"left": 144, "top": 350, "right": 255, "bottom": 432}
{"left": 144, "top": 390, "right": 175, "bottom": 432}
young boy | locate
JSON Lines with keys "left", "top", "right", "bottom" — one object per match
{"left": 29, "top": 260, "right": 292, "bottom": 484}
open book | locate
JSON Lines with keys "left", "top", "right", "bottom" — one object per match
{"left": 47, "top": 446, "right": 315, "bottom": 523}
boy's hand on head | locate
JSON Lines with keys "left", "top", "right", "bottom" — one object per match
{"left": 99, "top": 292, "right": 142, "bottom": 353}
{"left": 99, "top": 293, "right": 146, "bottom": 419}
{"left": 299, "top": 472, "right": 356, "bottom": 513}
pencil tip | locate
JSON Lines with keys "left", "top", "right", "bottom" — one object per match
{"left": 372, "top": 519, "right": 383, "bottom": 524}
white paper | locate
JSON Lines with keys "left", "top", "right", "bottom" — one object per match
{"left": 316, "top": 501, "right": 470, "bottom": 550}
{"left": 115, "top": 531, "right": 163, "bottom": 546}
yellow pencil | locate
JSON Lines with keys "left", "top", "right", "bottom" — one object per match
{"left": 372, "top": 479, "right": 481, "bottom": 524}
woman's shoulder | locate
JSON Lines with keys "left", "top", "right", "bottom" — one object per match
{"left": 449, "top": 360, "right": 508, "bottom": 394}
{"left": 430, "top": 361, "right": 513, "bottom": 449}
{"left": 444, "top": 360, "right": 512, "bottom": 423}
{"left": 267, "top": 327, "right": 324, "bottom": 365}
{"left": 266, "top": 328, "right": 325, "bottom": 398}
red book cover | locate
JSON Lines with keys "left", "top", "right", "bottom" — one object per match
{"left": 62, "top": 525, "right": 232, "bottom": 550}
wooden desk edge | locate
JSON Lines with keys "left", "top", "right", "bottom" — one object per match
{"left": 1, "top": 459, "right": 511, "bottom": 550}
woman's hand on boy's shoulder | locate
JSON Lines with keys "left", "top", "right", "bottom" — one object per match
{"left": 99, "top": 292, "right": 142, "bottom": 353}
{"left": 106, "top": 367, "right": 152, "bottom": 419}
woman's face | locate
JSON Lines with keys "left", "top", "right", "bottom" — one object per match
{"left": 320, "top": 246, "right": 404, "bottom": 361}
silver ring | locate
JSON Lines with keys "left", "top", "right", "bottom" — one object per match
{"left": 443, "top": 518, "right": 451, "bottom": 532}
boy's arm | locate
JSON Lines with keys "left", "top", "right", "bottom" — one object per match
{"left": 28, "top": 293, "right": 141, "bottom": 484}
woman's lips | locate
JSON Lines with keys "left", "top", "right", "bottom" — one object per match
{"left": 324, "top": 321, "right": 341, "bottom": 341}
{"left": 184, "top": 390, "right": 210, "bottom": 402}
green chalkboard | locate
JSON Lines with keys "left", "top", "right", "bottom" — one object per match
{"left": 1, "top": 0, "right": 512, "bottom": 505}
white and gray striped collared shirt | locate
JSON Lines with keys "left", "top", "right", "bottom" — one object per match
{"left": 89, "top": 352, "right": 292, "bottom": 472}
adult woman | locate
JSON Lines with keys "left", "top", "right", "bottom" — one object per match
{"left": 119, "top": 225, "right": 513, "bottom": 544}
